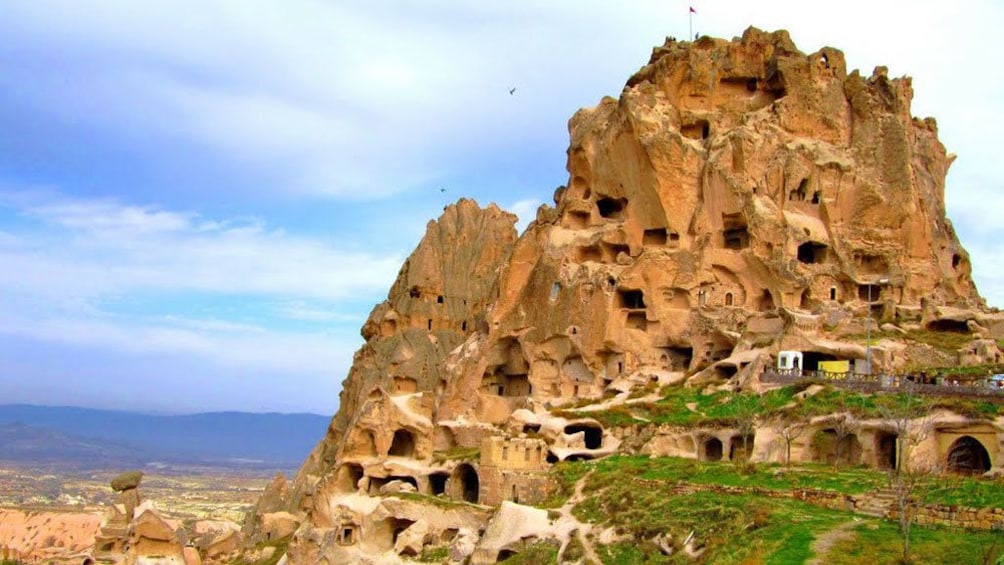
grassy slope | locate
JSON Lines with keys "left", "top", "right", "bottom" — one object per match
{"left": 544, "top": 456, "right": 1004, "bottom": 564}
{"left": 562, "top": 384, "right": 1004, "bottom": 429}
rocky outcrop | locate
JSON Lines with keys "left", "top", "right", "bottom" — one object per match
{"left": 110, "top": 471, "right": 143, "bottom": 493}
{"left": 0, "top": 509, "right": 102, "bottom": 563}
{"left": 93, "top": 473, "right": 239, "bottom": 565}
{"left": 257, "top": 28, "right": 1004, "bottom": 564}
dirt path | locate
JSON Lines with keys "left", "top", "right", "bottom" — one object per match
{"left": 807, "top": 520, "right": 858, "bottom": 565}
{"left": 554, "top": 470, "right": 605, "bottom": 565}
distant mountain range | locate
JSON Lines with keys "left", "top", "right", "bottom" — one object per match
{"left": 0, "top": 404, "right": 330, "bottom": 470}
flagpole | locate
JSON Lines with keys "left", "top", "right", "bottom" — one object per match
{"left": 689, "top": 10, "right": 692, "bottom": 41}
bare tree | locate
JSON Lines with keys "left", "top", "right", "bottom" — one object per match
{"left": 887, "top": 464, "right": 928, "bottom": 564}
{"left": 878, "top": 387, "right": 938, "bottom": 563}
{"left": 877, "top": 387, "right": 935, "bottom": 472}
{"left": 771, "top": 417, "right": 807, "bottom": 467}
{"left": 730, "top": 393, "right": 762, "bottom": 472}
{"left": 819, "top": 413, "right": 856, "bottom": 467}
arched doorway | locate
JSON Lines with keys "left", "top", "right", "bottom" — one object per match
{"left": 454, "top": 463, "right": 479, "bottom": 503}
{"left": 875, "top": 432, "right": 898, "bottom": 470}
{"left": 564, "top": 423, "right": 603, "bottom": 449}
{"left": 946, "top": 436, "right": 991, "bottom": 474}
{"left": 703, "top": 438, "right": 723, "bottom": 461}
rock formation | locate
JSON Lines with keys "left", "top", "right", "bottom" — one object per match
{"left": 93, "top": 472, "right": 241, "bottom": 565}
{"left": 0, "top": 509, "right": 102, "bottom": 563}
{"left": 247, "top": 28, "right": 1004, "bottom": 564}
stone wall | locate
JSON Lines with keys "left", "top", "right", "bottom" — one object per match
{"left": 480, "top": 437, "right": 548, "bottom": 470}
{"left": 891, "top": 504, "right": 1004, "bottom": 531}
{"left": 479, "top": 437, "right": 550, "bottom": 506}
{"left": 477, "top": 467, "right": 551, "bottom": 507}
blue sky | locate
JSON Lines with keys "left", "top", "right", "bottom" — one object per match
{"left": 1, "top": 1, "right": 1002, "bottom": 414}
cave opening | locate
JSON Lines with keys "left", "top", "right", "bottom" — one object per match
{"left": 564, "top": 423, "right": 603, "bottom": 449}
{"left": 596, "top": 197, "right": 627, "bottom": 219}
{"left": 946, "top": 436, "right": 991, "bottom": 474}
{"left": 617, "top": 289, "right": 646, "bottom": 309}
{"left": 389, "top": 429, "right": 416, "bottom": 458}
{"left": 797, "top": 241, "right": 829, "bottom": 264}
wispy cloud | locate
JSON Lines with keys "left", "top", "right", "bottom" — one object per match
{"left": 0, "top": 190, "right": 395, "bottom": 411}
{"left": 272, "top": 301, "right": 362, "bottom": 324}
{"left": 0, "top": 190, "right": 402, "bottom": 302}
{"left": 0, "top": 1, "right": 1002, "bottom": 414}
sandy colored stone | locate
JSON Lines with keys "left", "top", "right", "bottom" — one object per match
{"left": 204, "top": 528, "right": 242, "bottom": 558}
{"left": 110, "top": 470, "right": 144, "bottom": 492}
{"left": 251, "top": 28, "right": 1004, "bottom": 564}
{"left": 393, "top": 519, "right": 429, "bottom": 556}
{"left": 183, "top": 546, "right": 202, "bottom": 565}
{"left": 259, "top": 512, "right": 300, "bottom": 542}
{"left": 0, "top": 509, "right": 102, "bottom": 562}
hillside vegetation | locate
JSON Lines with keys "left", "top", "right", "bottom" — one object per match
{"left": 546, "top": 456, "right": 1004, "bottom": 564}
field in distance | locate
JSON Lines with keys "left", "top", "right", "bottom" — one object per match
{"left": 0, "top": 460, "right": 273, "bottom": 524}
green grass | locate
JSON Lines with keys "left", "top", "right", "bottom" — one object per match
{"left": 576, "top": 487, "right": 845, "bottom": 563}
{"left": 497, "top": 540, "right": 560, "bottom": 564}
{"left": 573, "top": 455, "right": 886, "bottom": 498}
{"left": 562, "top": 455, "right": 1004, "bottom": 509}
{"left": 431, "top": 447, "right": 479, "bottom": 463}
{"left": 553, "top": 456, "right": 851, "bottom": 562}
{"left": 417, "top": 546, "right": 449, "bottom": 562}
{"left": 396, "top": 491, "right": 477, "bottom": 509}
{"left": 565, "top": 383, "right": 1004, "bottom": 428}
{"left": 850, "top": 329, "right": 980, "bottom": 354}
{"left": 825, "top": 521, "right": 1003, "bottom": 564}
{"left": 539, "top": 460, "right": 591, "bottom": 508}
{"left": 545, "top": 456, "right": 1004, "bottom": 564}
{"left": 921, "top": 475, "right": 1004, "bottom": 508}
{"left": 557, "top": 386, "right": 798, "bottom": 428}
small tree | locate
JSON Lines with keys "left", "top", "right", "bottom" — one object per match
{"left": 730, "top": 393, "right": 762, "bottom": 472}
{"left": 972, "top": 526, "right": 1004, "bottom": 565}
{"left": 821, "top": 413, "right": 856, "bottom": 467}
{"left": 771, "top": 417, "right": 807, "bottom": 467}
{"left": 887, "top": 463, "right": 928, "bottom": 564}
{"left": 877, "top": 388, "right": 934, "bottom": 472}
{"left": 878, "top": 387, "right": 937, "bottom": 564}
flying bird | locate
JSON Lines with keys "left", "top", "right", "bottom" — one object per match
{"left": 440, "top": 188, "right": 446, "bottom": 193}
{"left": 509, "top": 87, "right": 516, "bottom": 95}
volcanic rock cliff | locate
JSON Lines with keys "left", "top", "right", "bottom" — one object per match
{"left": 247, "top": 28, "right": 1004, "bottom": 564}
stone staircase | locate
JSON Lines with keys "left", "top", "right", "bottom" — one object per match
{"left": 854, "top": 488, "right": 898, "bottom": 518}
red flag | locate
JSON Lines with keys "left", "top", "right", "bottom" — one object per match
{"left": 690, "top": 6, "right": 697, "bottom": 13}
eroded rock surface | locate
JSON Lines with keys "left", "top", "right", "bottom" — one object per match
{"left": 250, "top": 28, "right": 1004, "bottom": 564}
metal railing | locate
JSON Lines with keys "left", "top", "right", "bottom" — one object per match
{"left": 761, "top": 369, "right": 1004, "bottom": 398}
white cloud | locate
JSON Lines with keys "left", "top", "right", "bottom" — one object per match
{"left": 0, "top": 190, "right": 402, "bottom": 302}
{"left": 273, "top": 301, "right": 362, "bottom": 324}
{"left": 0, "top": 314, "right": 351, "bottom": 377}
{"left": 0, "top": 309, "right": 355, "bottom": 414}
{"left": 1, "top": 1, "right": 1003, "bottom": 412}
{"left": 0, "top": 190, "right": 389, "bottom": 404}
{"left": 3, "top": 0, "right": 999, "bottom": 205}
{"left": 24, "top": 198, "right": 191, "bottom": 235}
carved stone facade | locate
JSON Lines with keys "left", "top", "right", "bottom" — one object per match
{"left": 251, "top": 28, "right": 1004, "bottom": 564}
